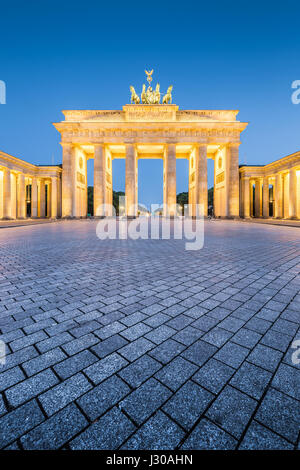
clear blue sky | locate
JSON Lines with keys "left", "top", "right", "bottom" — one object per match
{"left": 0, "top": 1, "right": 299, "bottom": 208}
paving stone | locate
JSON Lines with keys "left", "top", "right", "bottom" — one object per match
{"left": 165, "top": 314, "right": 193, "bottom": 331}
{"left": 21, "top": 404, "right": 88, "bottom": 450}
{"left": 145, "top": 325, "right": 175, "bottom": 345}
{"left": 247, "top": 344, "right": 283, "bottom": 372}
{"left": 192, "top": 316, "right": 219, "bottom": 332}
{"left": 229, "top": 361, "right": 272, "bottom": 400}
{"left": 9, "top": 331, "right": 48, "bottom": 352}
{"left": 120, "top": 378, "right": 171, "bottom": 425}
{"left": 271, "top": 363, "right": 300, "bottom": 401}
{"left": 206, "top": 385, "right": 257, "bottom": 439}
{"left": 214, "top": 341, "right": 249, "bottom": 369}
{"left": 118, "top": 354, "right": 162, "bottom": 388}
{"left": 255, "top": 388, "right": 300, "bottom": 443}
{"left": 53, "top": 350, "right": 98, "bottom": 379}
{"left": 180, "top": 418, "right": 237, "bottom": 450}
{"left": 0, "top": 395, "right": 6, "bottom": 417}
{"left": 61, "top": 333, "right": 99, "bottom": 355}
{"left": 184, "top": 305, "right": 208, "bottom": 319}
{"left": 0, "top": 366, "right": 25, "bottom": 392}
{"left": 245, "top": 318, "right": 272, "bottom": 335}
{"left": 91, "top": 334, "right": 128, "bottom": 359}
{"left": 121, "top": 411, "right": 184, "bottom": 450}
{"left": 70, "top": 407, "right": 135, "bottom": 450}
{"left": 260, "top": 330, "right": 292, "bottom": 353}
{"left": 95, "top": 321, "right": 126, "bottom": 340}
{"left": 155, "top": 356, "right": 198, "bottom": 391}
{"left": 193, "top": 358, "right": 235, "bottom": 394}
{"left": 202, "top": 327, "right": 233, "bottom": 347}
{"left": 231, "top": 328, "right": 262, "bottom": 349}
{"left": 162, "top": 305, "right": 187, "bottom": 317}
{"left": 181, "top": 340, "right": 217, "bottom": 367}
{"left": 119, "top": 337, "right": 154, "bottom": 362}
{"left": 121, "top": 312, "right": 148, "bottom": 327}
{"left": 39, "top": 373, "right": 92, "bottom": 416}
{"left": 36, "top": 331, "right": 73, "bottom": 353}
{"left": 149, "top": 339, "right": 185, "bottom": 364}
{"left": 0, "top": 400, "right": 44, "bottom": 448}
{"left": 239, "top": 421, "right": 293, "bottom": 450}
{"left": 22, "top": 348, "right": 67, "bottom": 376}
{"left": 77, "top": 375, "right": 130, "bottom": 421}
{"left": 69, "top": 320, "right": 102, "bottom": 338}
{"left": 5, "top": 369, "right": 59, "bottom": 408}
{"left": 218, "top": 317, "right": 245, "bottom": 333}
{"left": 120, "top": 323, "right": 152, "bottom": 341}
{"left": 163, "top": 381, "right": 213, "bottom": 430}
{"left": 84, "top": 353, "right": 128, "bottom": 385}
{"left": 172, "top": 325, "right": 203, "bottom": 346}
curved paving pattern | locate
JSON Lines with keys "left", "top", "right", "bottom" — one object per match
{"left": 0, "top": 220, "right": 299, "bottom": 450}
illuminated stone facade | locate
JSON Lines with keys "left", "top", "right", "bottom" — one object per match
{"left": 53, "top": 105, "right": 248, "bottom": 218}
{"left": 240, "top": 151, "right": 300, "bottom": 219}
{"left": 0, "top": 150, "right": 61, "bottom": 219}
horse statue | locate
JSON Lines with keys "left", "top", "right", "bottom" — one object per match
{"left": 130, "top": 86, "right": 140, "bottom": 104}
{"left": 163, "top": 85, "right": 173, "bottom": 104}
{"left": 141, "top": 84, "right": 147, "bottom": 104}
{"left": 154, "top": 83, "right": 161, "bottom": 104}
{"left": 146, "top": 86, "right": 154, "bottom": 104}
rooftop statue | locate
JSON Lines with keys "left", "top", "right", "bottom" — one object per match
{"left": 130, "top": 70, "right": 172, "bottom": 105}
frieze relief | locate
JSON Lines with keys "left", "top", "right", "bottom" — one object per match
{"left": 61, "top": 127, "right": 241, "bottom": 142}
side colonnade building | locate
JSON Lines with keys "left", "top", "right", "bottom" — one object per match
{"left": 240, "top": 151, "right": 300, "bottom": 219}
{"left": 0, "top": 151, "right": 62, "bottom": 219}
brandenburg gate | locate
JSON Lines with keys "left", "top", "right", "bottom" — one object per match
{"left": 53, "top": 72, "right": 248, "bottom": 218}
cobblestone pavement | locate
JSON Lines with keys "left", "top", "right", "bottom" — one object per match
{"left": 0, "top": 220, "right": 299, "bottom": 450}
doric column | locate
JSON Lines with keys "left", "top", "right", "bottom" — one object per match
{"left": 51, "top": 177, "right": 58, "bottom": 218}
{"left": 164, "top": 143, "right": 176, "bottom": 216}
{"left": 227, "top": 143, "right": 240, "bottom": 218}
{"left": 17, "top": 174, "right": 26, "bottom": 219}
{"left": 61, "top": 143, "right": 74, "bottom": 218}
{"left": 3, "top": 168, "right": 12, "bottom": 219}
{"left": 289, "top": 168, "right": 297, "bottom": 218}
{"left": 125, "top": 144, "right": 137, "bottom": 217}
{"left": 275, "top": 173, "right": 283, "bottom": 218}
{"left": 94, "top": 144, "right": 106, "bottom": 217}
{"left": 254, "top": 179, "right": 262, "bottom": 217}
{"left": 262, "top": 176, "right": 269, "bottom": 218}
{"left": 39, "top": 179, "right": 45, "bottom": 217}
{"left": 31, "top": 177, "right": 38, "bottom": 218}
{"left": 195, "top": 144, "right": 208, "bottom": 217}
{"left": 242, "top": 177, "right": 250, "bottom": 218}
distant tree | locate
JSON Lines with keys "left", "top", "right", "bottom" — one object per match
{"left": 176, "top": 192, "right": 188, "bottom": 214}
{"left": 87, "top": 186, "right": 93, "bottom": 216}
{"left": 176, "top": 188, "right": 214, "bottom": 215}
{"left": 113, "top": 191, "right": 125, "bottom": 215}
{"left": 87, "top": 188, "right": 125, "bottom": 216}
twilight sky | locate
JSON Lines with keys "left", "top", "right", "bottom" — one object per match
{"left": 0, "top": 1, "right": 299, "bottom": 207}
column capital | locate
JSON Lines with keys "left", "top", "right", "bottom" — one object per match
{"left": 194, "top": 143, "right": 207, "bottom": 148}
{"left": 227, "top": 142, "right": 240, "bottom": 148}
{"left": 60, "top": 142, "right": 74, "bottom": 149}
